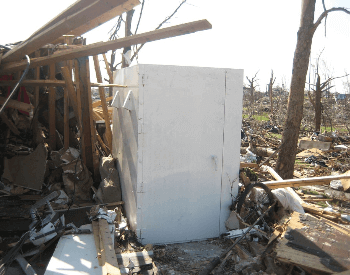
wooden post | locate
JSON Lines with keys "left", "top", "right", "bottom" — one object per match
{"left": 49, "top": 63, "right": 56, "bottom": 150}
{"left": 64, "top": 86, "right": 69, "bottom": 150}
{"left": 34, "top": 51, "right": 40, "bottom": 108}
{"left": 76, "top": 56, "right": 97, "bottom": 175}
{"left": 93, "top": 55, "right": 113, "bottom": 149}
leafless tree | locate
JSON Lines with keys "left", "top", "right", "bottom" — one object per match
{"left": 276, "top": 0, "right": 350, "bottom": 179}
{"left": 246, "top": 71, "right": 259, "bottom": 116}
{"left": 268, "top": 70, "right": 276, "bottom": 119}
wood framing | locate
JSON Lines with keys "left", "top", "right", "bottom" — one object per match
{"left": 1, "top": 0, "right": 137, "bottom": 63}
{"left": 0, "top": 20, "right": 212, "bottom": 73}
{"left": 93, "top": 55, "right": 112, "bottom": 149}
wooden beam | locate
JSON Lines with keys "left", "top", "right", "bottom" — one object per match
{"left": 34, "top": 51, "right": 40, "bottom": 108}
{"left": 92, "top": 220, "right": 103, "bottom": 266}
{"left": 0, "top": 80, "right": 66, "bottom": 87}
{"left": 49, "top": 63, "right": 56, "bottom": 150}
{"left": 240, "top": 162, "right": 259, "bottom": 169}
{"left": 99, "top": 219, "right": 121, "bottom": 275}
{"left": 61, "top": 66, "right": 81, "bottom": 130}
{"left": 0, "top": 19, "right": 212, "bottom": 73}
{"left": 77, "top": 56, "right": 95, "bottom": 173}
{"left": 67, "top": 0, "right": 140, "bottom": 37}
{"left": 64, "top": 86, "right": 69, "bottom": 150}
{"left": 1, "top": 0, "right": 136, "bottom": 63}
{"left": 93, "top": 55, "right": 112, "bottom": 149}
{"left": 0, "top": 80, "right": 125, "bottom": 87}
{"left": 0, "top": 97, "right": 33, "bottom": 113}
{"left": 91, "top": 83, "right": 126, "bottom": 88}
{"left": 263, "top": 174, "right": 350, "bottom": 189}
{"left": 74, "top": 60, "right": 82, "bottom": 126}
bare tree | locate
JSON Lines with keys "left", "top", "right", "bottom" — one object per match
{"left": 276, "top": 0, "right": 350, "bottom": 179}
{"left": 246, "top": 71, "right": 259, "bottom": 116}
{"left": 268, "top": 70, "right": 276, "bottom": 118}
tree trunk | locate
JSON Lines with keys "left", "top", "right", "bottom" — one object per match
{"left": 122, "top": 9, "right": 135, "bottom": 68}
{"left": 315, "top": 74, "right": 321, "bottom": 132}
{"left": 275, "top": 0, "right": 316, "bottom": 179}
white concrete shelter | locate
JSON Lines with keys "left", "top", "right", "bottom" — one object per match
{"left": 112, "top": 64, "right": 243, "bottom": 244}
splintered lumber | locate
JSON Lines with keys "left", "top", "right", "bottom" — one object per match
{"left": 49, "top": 63, "right": 56, "bottom": 150}
{"left": 67, "top": 0, "right": 140, "bottom": 37}
{"left": 263, "top": 174, "right": 350, "bottom": 189}
{"left": 61, "top": 66, "right": 81, "bottom": 130}
{"left": 73, "top": 60, "right": 82, "bottom": 123}
{"left": 92, "top": 96, "right": 114, "bottom": 108}
{"left": 93, "top": 55, "right": 112, "bottom": 149}
{"left": 0, "top": 19, "right": 212, "bottom": 73}
{"left": 103, "top": 54, "right": 113, "bottom": 81}
{"left": 0, "top": 96, "right": 33, "bottom": 113}
{"left": 1, "top": 0, "right": 138, "bottom": 63}
{"left": 302, "top": 203, "right": 341, "bottom": 218}
{"left": 98, "top": 219, "right": 121, "bottom": 275}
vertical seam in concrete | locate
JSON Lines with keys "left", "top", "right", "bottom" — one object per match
{"left": 219, "top": 70, "right": 227, "bottom": 233}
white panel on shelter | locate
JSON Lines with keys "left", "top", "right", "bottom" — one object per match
{"left": 113, "top": 64, "right": 243, "bottom": 244}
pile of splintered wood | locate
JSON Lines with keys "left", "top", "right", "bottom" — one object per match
{"left": 0, "top": 0, "right": 212, "bottom": 179}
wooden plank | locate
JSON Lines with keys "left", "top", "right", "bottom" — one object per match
{"left": 77, "top": 56, "right": 95, "bottom": 174}
{"left": 1, "top": 0, "right": 135, "bottom": 63}
{"left": 67, "top": 0, "right": 140, "bottom": 37}
{"left": 34, "top": 51, "right": 40, "bottom": 108}
{"left": 93, "top": 55, "right": 112, "bottom": 149}
{"left": 91, "top": 83, "right": 126, "bottom": 88}
{"left": 99, "top": 219, "right": 121, "bottom": 275}
{"left": 0, "top": 80, "right": 126, "bottom": 87}
{"left": 320, "top": 218, "right": 350, "bottom": 236}
{"left": 276, "top": 238, "right": 335, "bottom": 274}
{"left": 0, "top": 97, "right": 33, "bottom": 113}
{"left": 92, "top": 220, "right": 103, "bottom": 266}
{"left": 73, "top": 60, "right": 82, "bottom": 124}
{"left": 240, "top": 162, "right": 259, "bottom": 169}
{"left": 92, "top": 96, "right": 114, "bottom": 108}
{"left": 49, "top": 63, "right": 56, "bottom": 150}
{"left": 0, "top": 20, "right": 212, "bottom": 73}
{"left": 64, "top": 86, "right": 69, "bottom": 150}
{"left": 61, "top": 66, "right": 81, "bottom": 130}
{"left": 263, "top": 174, "right": 350, "bottom": 189}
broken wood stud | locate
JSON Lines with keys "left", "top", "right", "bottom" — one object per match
{"left": 48, "top": 63, "right": 56, "bottom": 150}
{"left": 0, "top": 96, "right": 33, "bottom": 113}
{"left": 93, "top": 55, "right": 113, "bottom": 149}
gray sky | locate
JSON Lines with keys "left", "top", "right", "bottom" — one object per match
{"left": 2, "top": 0, "right": 350, "bottom": 93}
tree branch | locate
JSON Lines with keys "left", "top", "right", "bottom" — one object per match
{"left": 130, "top": 0, "right": 187, "bottom": 63}
{"left": 312, "top": 7, "right": 350, "bottom": 35}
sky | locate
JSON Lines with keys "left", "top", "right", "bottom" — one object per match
{"left": 1, "top": 0, "right": 350, "bottom": 93}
